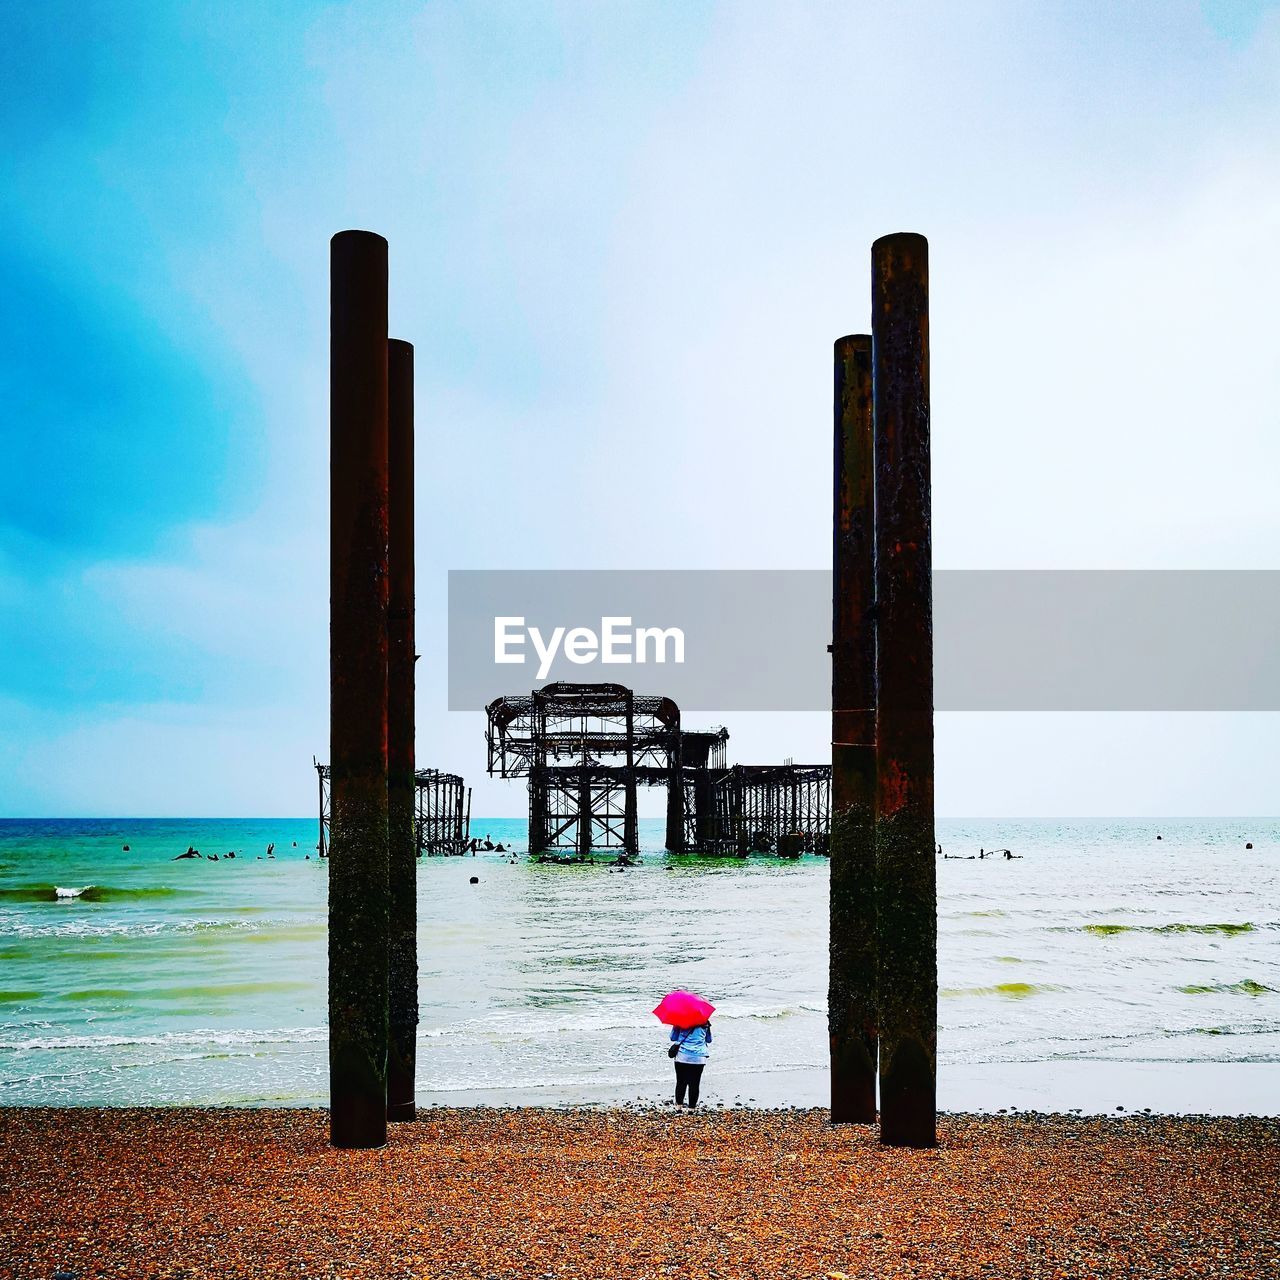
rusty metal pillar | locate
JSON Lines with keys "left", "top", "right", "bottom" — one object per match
{"left": 529, "top": 770, "right": 548, "bottom": 854}
{"left": 664, "top": 715, "right": 684, "bottom": 852}
{"left": 623, "top": 689, "right": 638, "bottom": 854}
{"left": 664, "top": 779, "right": 683, "bottom": 852}
{"left": 577, "top": 769, "right": 592, "bottom": 859}
{"left": 329, "top": 229, "right": 390, "bottom": 1149}
{"left": 694, "top": 769, "right": 714, "bottom": 850}
{"left": 386, "top": 337, "right": 416, "bottom": 1122}
{"left": 830, "top": 333, "right": 878, "bottom": 1124}
{"left": 871, "top": 232, "right": 937, "bottom": 1148}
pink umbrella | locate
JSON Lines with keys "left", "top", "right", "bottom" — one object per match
{"left": 653, "top": 990, "right": 715, "bottom": 1029}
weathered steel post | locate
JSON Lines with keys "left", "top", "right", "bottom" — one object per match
{"left": 577, "top": 770, "right": 592, "bottom": 859}
{"left": 829, "top": 333, "right": 878, "bottom": 1124}
{"left": 329, "top": 230, "right": 391, "bottom": 1149}
{"left": 871, "top": 232, "right": 937, "bottom": 1148}
{"left": 664, "top": 750, "right": 685, "bottom": 853}
{"left": 386, "top": 337, "right": 417, "bottom": 1122}
{"left": 623, "top": 688, "right": 639, "bottom": 854}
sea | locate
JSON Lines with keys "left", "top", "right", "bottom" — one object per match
{"left": 0, "top": 817, "right": 1276, "bottom": 1115}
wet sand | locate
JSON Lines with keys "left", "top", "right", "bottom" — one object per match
{"left": 1, "top": 1107, "right": 1276, "bottom": 1278}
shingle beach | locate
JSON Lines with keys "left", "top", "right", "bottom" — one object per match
{"left": 1, "top": 1107, "right": 1276, "bottom": 1279}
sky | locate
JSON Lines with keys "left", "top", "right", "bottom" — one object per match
{"left": 1, "top": 0, "right": 1278, "bottom": 817}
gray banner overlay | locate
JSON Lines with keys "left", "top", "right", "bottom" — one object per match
{"left": 447, "top": 570, "right": 1280, "bottom": 712}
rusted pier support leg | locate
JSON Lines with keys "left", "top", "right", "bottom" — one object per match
{"left": 577, "top": 771, "right": 592, "bottom": 859}
{"left": 871, "top": 232, "right": 937, "bottom": 1148}
{"left": 623, "top": 772, "right": 639, "bottom": 854}
{"left": 623, "top": 691, "right": 638, "bottom": 854}
{"left": 329, "top": 230, "right": 390, "bottom": 1149}
{"left": 529, "top": 772, "right": 548, "bottom": 855}
{"left": 386, "top": 338, "right": 417, "bottom": 1123}
{"left": 830, "top": 333, "right": 879, "bottom": 1124}
{"left": 665, "top": 723, "right": 684, "bottom": 852}
{"left": 693, "top": 770, "right": 714, "bottom": 851}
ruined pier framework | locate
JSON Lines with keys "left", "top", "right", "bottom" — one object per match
{"left": 485, "top": 682, "right": 829, "bottom": 859}
{"left": 317, "top": 762, "right": 471, "bottom": 858}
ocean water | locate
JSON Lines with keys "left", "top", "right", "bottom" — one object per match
{"left": 0, "top": 817, "right": 1277, "bottom": 1114}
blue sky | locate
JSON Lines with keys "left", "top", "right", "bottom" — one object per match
{"left": 1, "top": 1, "right": 1278, "bottom": 815}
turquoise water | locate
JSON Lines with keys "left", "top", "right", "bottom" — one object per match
{"left": 1, "top": 817, "right": 1277, "bottom": 1113}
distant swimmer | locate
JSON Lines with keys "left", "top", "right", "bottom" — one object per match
{"left": 226, "top": 851, "right": 236, "bottom": 859}
{"left": 122, "top": 844, "right": 130, "bottom": 852}
{"left": 173, "top": 849, "right": 200, "bottom": 860}
{"left": 266, "top": 843, "right": 276, "bottom": 858}
{"left": 208, "top": 853, "right": 219, "bottom": 861}
{"left": 1002, "top": 849, "right": 1021, "bottom": 860}
{"left": 494, "top": 843, "right": 506, "bottom": 853}
{"left": 1246, "top": 842, "right": 1254, "bottom": 849}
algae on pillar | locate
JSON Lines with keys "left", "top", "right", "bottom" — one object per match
{"left": 829, "top": 333, "right": 879, "bottom": 1124}
{"left": 871, "top": 232, "right": 937, "bottom": 1149}
{"left": 386, "top": 337, "right": 417, "bottom": 1122}
{"left": 329, "top": 229, "right": 391, "bottom": 1149}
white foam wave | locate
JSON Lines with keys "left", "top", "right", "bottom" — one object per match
{"left": 0, "top": 1026, "right": 328, "bottom": 1052}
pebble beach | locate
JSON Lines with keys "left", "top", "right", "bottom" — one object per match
{"left": 2, "top": 1107, "right": 1277, "bottom": 1279}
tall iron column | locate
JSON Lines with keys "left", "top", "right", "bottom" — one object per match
{"left": 329, "top": 229, "right": 391, "bottom": 1149}
{"left": 871, "top": 232, "right": 937, "bottom": 1148}
{"left": 623, "top": 689, "right": 638, "bottom": 854}
{"left": 829, "top": 333, "right": 878, "bottom": 1124}
{"left": 386, "top": 337, "right": 417, "bottom": 1122}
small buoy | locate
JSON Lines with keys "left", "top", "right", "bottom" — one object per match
{"left": 469, "top": 876, "right": 479, "bottom": 885}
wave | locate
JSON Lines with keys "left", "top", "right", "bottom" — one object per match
{"left": 0, "top": 884, "right": 182, "bottom": 904}
{"left": 3, "top": 916, "right": 310, "bottom": 941}
{"left": 1178, "top": 979, "right": 1275, "bottom": 997}
{"left": 0, "top": 1026, "right": 327, "bottom": 1052}
{"left": 941, "top": 983, "right": 1059, "bottom": 999}
{"left": 1082, "top": 922, "right": 1255, "bottom": 937}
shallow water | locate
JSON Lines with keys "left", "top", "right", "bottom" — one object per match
{"left": 0, "top": 817, "right": 1276, "bottom": 1112}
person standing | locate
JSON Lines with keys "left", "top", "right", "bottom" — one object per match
{"left": 670, "top": 1020, "right": 712, "bottom": 1108}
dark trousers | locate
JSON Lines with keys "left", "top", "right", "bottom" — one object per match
{"left": 674, "top": 1060, "right": 704, "bottom": 1107}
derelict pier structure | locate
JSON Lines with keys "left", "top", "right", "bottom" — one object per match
{"left": 484, "top": 681, "right": 829, "bottom": 859}
{"left": 316, "top": 761, "right": 471, "bottom": 857}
